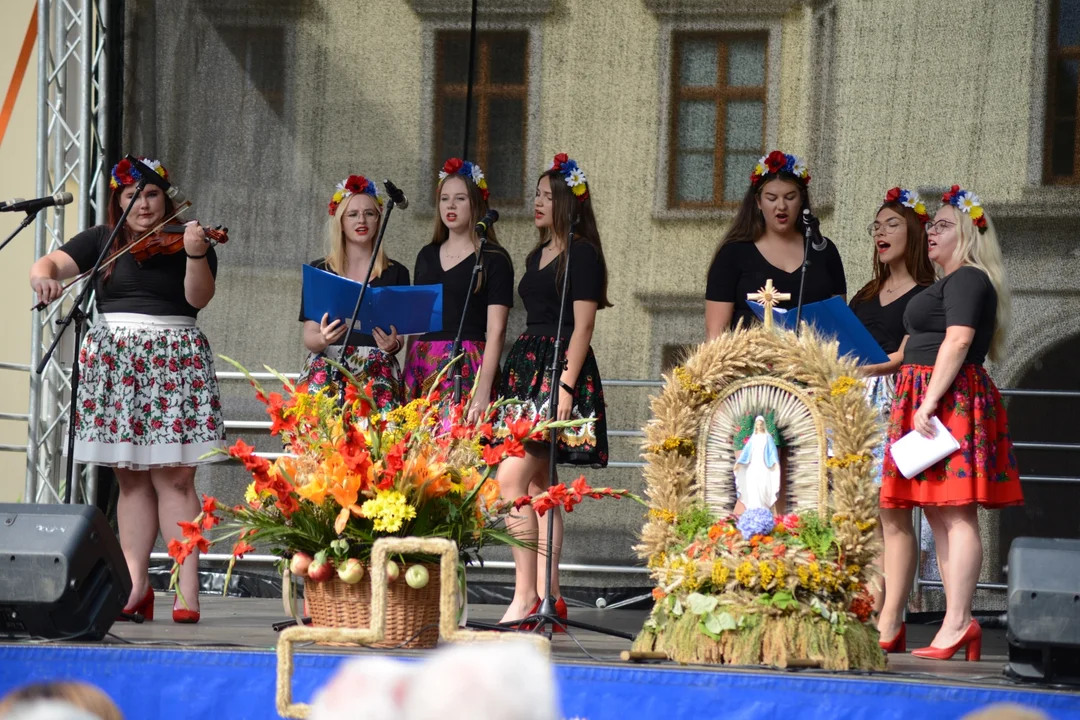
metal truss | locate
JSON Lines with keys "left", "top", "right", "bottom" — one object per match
{"left": 25, "top": 0, "right": 110, "bottom": 505}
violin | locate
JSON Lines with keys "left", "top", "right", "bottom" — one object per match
{"left": 131, "top": 223, "right": 229, "bottom": 264}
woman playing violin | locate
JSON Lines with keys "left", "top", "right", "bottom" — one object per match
{"left": 28, "top": 157, "right": 226, "bottom": 625}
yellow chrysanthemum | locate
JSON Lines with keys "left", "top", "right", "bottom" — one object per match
{"left": 970, "top": 206, "right": 984, "bottom": 220}
{"left": 244, "top": 482, "right": 259, "bottom": 506}
{"left": 571, "top": 183, "right": 587, "bottom": 197}
{"left": 360, "top": 490, "right": 417, "bottom": 533}
{"left": 710, "top": 561, "right": 730, "bottom": 588}
{"left": 830, "top": 375, "right": 858, "bottom": 397}
{"left": 649, "top": 508, "right": 677, "bottom": 524}
{"left": 735, "top": 560, "right": 757, "bottom": 588}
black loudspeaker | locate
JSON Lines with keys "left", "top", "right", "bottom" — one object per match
{"left": 0, "top": 504, "right": 131, "bottom": 640}
{"left": 1006, "top": 536, "right": 1080, "bottom": 685}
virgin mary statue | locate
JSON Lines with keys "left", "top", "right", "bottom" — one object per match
{"left": 734, "top": 416, "right": 781, "bottom": 512}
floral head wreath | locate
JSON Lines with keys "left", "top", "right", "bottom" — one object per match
{"left": 941, "top": 185, "right": 987, "bottom": 234}
{"left": 438, "top": 158, "right": 489, "bottom": 200}
{"left": 883, "top": 186, "right": 929, "bottom": 225}
{"left": 328, "top": 174, "right": 382, "bottom": 216}
{"left": 750, "top": 150, "right": 810, "bottom": 187}
{"left": 110, "top": 157, "right": 168, "bottom": 190}
{"left": 550, "top": 152, "right": 588, "bottom": 201}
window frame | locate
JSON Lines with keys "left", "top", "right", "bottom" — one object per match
{"left": 654, "top": 18, "right": 782, "bottom": 219}
{"left": 1044, "top": 0, "right": 1080, "bottom": 184}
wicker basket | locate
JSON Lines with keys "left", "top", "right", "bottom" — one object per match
{"left": 304, "top": 563, "right": 442, "bottom": 649}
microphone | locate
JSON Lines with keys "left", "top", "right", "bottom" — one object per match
{"left": 803, "top": 208, "right": 828, "bottom": 251}
{"left": 0, "top": 192, "right": 73, "bottom": 213}
{"left": 382, "top": 179, "right": 409, "bottom": 209}
{"left": 125, "top": 155, "right": 185, "bottom": 203}
{"left": 474, "top": 209, "right": 499, "bottom": 235}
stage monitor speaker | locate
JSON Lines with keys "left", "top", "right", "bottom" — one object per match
{"left": 1006, "top": 536, "right": 1080, "bottom": 685}
{"left": 0, "top": 503, "right": 131, "bottom": 641}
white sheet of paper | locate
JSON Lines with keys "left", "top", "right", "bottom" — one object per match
{"left": 889, "top": 417, "right": 960, "bottom": 479}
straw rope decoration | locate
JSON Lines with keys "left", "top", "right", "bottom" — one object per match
{"left": 276, "top": 537, "right": 549, "bottom": 719}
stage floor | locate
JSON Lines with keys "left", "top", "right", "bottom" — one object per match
{"left": 3, "top": 595, "right": 1079, "bottom": 720}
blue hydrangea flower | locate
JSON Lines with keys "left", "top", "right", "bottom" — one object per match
{"left": 737, "top": 507, "right": 776, "bottom": 540}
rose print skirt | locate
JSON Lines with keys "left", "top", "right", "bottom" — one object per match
{"left": 299, "top": 344, "right": 402, "bottom": 411}
{"left": 403, "top": 339, "right": 494, "bottom": 403}
{"left": 74, "top": 313, "right": 226, "bottom": 470}
{"left": 497, "top": 334, "right": 608, "bottom": 467}
{"left": 880, "top": 364, "right": 1023, "bottom": 509}
{"left": 863, "top": 373, "right": 896, "bottom": 486}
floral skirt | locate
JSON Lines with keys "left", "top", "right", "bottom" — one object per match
{"left": 403, "top": 339, "right": 493, "bottom": 403}
{"left": 300, "top": 345, "right": 402, "bottom": 411}
{"left": 880, "top": 364, "right": 1023, "bottom": 509}
{"left": 864, "top": 373, "right": 896, "bottom": 486}
{"left": 74, "top": 313, "right": 226, "bottom": 470}
{"left": 498, "top": 334, "right": 608, "bottom": 467}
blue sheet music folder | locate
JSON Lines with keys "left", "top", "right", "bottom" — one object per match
{"left": 749, "top": 295, "right": 890, "bottom": 365}
{"left": 301, "top": 264, "right": 444, "bottom": 336}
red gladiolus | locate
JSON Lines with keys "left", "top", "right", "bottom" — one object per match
{"left": 482, "top": 444, "right": 504, "bottom": 467}
{"left": 505, "top": 418, "right": 535, "bottom": 443}
{"left": 501, "top": 437, "right": 525, "bottom": 459}
{"left": 178, "top": 520, "right": 201, "bottom": 539}
{"left": 229, "top": 439, "right": 271, "bottom": 474}
{"left": 476, "top": 422, "right": 494, "bottom": 441}
{"left": 167, "top": 538, "right": 193, "bottom": 566}
{"left": 201, "top": 494, "right": 219, "bottom": 515}
{"left": 512, "top": 495, "right": 533, "bottom": 511}
{"left": 232, "top": 540, "right": 256, "bottom": 558}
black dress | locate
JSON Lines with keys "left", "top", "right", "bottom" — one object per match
{"left": 498, "top": 240, "right": 609, "bottom": 467}
{"left": 706, "top": 239, "right": 847, "bottom": 329}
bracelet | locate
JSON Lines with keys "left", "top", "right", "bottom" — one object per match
{"left": 559, "top": 381, "right": 575, "bottom": 396}
{"left": 185, "top": 251, "right": 208, "bottom": 259}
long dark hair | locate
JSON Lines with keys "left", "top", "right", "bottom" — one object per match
{"left": 103, "top": 183, "right": 176, "bottom": 281}
{"left": 711, "top": 172, "right": 810, "bottom": 261}
{"left": 528, "top": 168, "right": 612, "bottom": 309}
{"left": 850, "top": 202, "right": 936, "bottom": 305}
{"left": 429, "top": 171, "right": 506, "bottom": 293}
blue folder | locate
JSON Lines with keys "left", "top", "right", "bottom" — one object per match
{"left": 301, "top": 264, "right": 444, "bottom": 336}
{"left": 748, "top": 295, "right": 890, "bottom": 365}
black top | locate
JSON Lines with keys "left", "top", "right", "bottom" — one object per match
{"left": 518, "top": 240, "right": 604, "bottom": 336}
{"left": 706, "top": 239, "right": 847, "bottom": 329}
{"left": 903, "top": 267, "right": 997, "bottom": 366}
{"left": 413, "top": 243, "right": 514, "bottom": 342}
{"left": 59, "top": 224, "right": 218, "bottom": 318}
{"left": 849, "top": 284, "right": 925, "bottom": 355}
{"left": 298, "top": 257, "right": 410, "bottom": 348}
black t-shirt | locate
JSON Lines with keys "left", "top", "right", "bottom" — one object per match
{"left": 413, "top": 243, "right": 514, "bottom": 342}
{"left": 849, "top": 284, "right": 925, "bottom": 355}
{"left": 59, "top": 224, "right": 218, "bottom": 318}
{"left": 518, "top": 240, "right": 604, "bottom": 336}
{"left": 903, "top": 266, "right": 997, "bottom": 366}
{"left": 298, "top": 257, "right": 411, "bottom": 348}
{"left": 706, "top": 239, "right": 847, "bottom": 329}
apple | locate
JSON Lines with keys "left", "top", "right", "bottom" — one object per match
{"left": 289, "top": 552, "right": 313, "bottom": 577}
{"left": 337, "top": 558, "right": 365, "bottom": 585}
{"left": 386, "top": 560, "right": 400, "bottom": 582}
{"left": 306, "top": 551, "right": 334, "bottom": 583}
{"left": 405, "top": 565, "right": 429, "bottom": 590}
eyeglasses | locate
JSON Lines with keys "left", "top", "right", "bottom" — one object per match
{"left": 866, "top": 219, "right": 905, "bottom": 237}
{"left": 924, "top": 220, "right": 955, "bottom": 235}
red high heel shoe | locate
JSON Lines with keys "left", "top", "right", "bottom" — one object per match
{"left": 552, "top": 597, "right": 568, "bottom": 634}
{"left": 912, "top": 619, "right": 981, "bottom": 661}
{"left": 117, "top": 587, "right": 154, "bottom": 622}
{"left": 172, "top": 600, "right": 201, "bottom": 624}
{"left": 878, "top": 623, "right": 906, "bottom": 653}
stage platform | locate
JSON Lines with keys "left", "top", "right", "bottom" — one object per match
{"left": 1, "top": 595, "right": 1078, "bottom": 720}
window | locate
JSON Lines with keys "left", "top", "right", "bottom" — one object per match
{"left": 668, "top": 32, "right": 768, "bottom": 208}
{"left": 434, "top": 31, "right": 528, "bottom": 204}
{"left": 1046, "top": 0, "right": 1080, "bottom": 182}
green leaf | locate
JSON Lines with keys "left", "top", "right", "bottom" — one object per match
{"left": 771, "top": 590, "right": 799, "bottom": 610}
{"left": 671, "top": 597, "right": 684, "bottom": 617}
{"left": 698, "top": 618, "right": 722, "bottom": 641}
{"left": 715, "top": 611, "right": 737, "bottom": 631}
{"left": 686, "top": 592, "right": 718, "bottom": 615}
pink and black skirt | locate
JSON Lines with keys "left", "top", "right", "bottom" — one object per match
{"left": 403, "top": 339, "right": 494, "bottom": 403}
{"left": 299, "top": 345, "right": 402, "bottom": 411}
{"left": 73, "top": 313, "right": 226, "bottom": 470}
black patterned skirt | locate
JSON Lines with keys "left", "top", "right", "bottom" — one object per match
{"left": 299, "top": 345, "right": 402, "bottom": 411}
{"left": 498, "top": 334, "right": 608, "bottom": 467}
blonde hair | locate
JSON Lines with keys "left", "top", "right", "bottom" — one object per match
{"left": 326, "top": 192, "right": 389, "bottom": 279}
{"left": 943, "top": 205, "right": 1011, "bottom": 363}
{"left": 0, "top": 682, "right": 123, "bottom": 720}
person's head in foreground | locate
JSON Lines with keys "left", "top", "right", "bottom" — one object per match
{"left": 0, "top": 681, "right": 122, "bottom": 720}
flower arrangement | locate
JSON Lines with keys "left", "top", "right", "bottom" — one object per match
{"left": 328, "top": 174, "right": 382, "bottom": 216}
{"left": 941, "top": 184, "right": 987, "bottom": 233}
{"left": 110, "top": 157, "right": 168, "bottom": 189}
{"left": 751, "top": 150, "right": 810, "bottom": 187}
{"left": 439, "top": 158, "right": 489, "bottom": 200}
{"left": 883, "top": 186, "right": 929, "bottom": 225}
{"left": 551, "top": 152, "right": 589, "bottom": 200}
{"left": 166, "top": 357, "right": 630, "bottom": 605}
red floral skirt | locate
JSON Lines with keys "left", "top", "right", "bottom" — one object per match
{"left": 880, "top": 364, "right": 1023, "bottom": 509}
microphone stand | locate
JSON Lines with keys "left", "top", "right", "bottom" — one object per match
{"left": 503, "top": 217, "right": 632, "bottom": 641}
{"left": 448, "top": 228, "right": 488, "bottom": 407}
{"left": 793, "top": 210, "right": 816, "bottom": 333}
{"left": 336, "top": 196, "right": 397, "bottom": 406}
{"left": 36, "top": 178, "right": 150, "bottom": 504}
{"left": 0, "top": 210, "right": 41, "bottom": 254}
